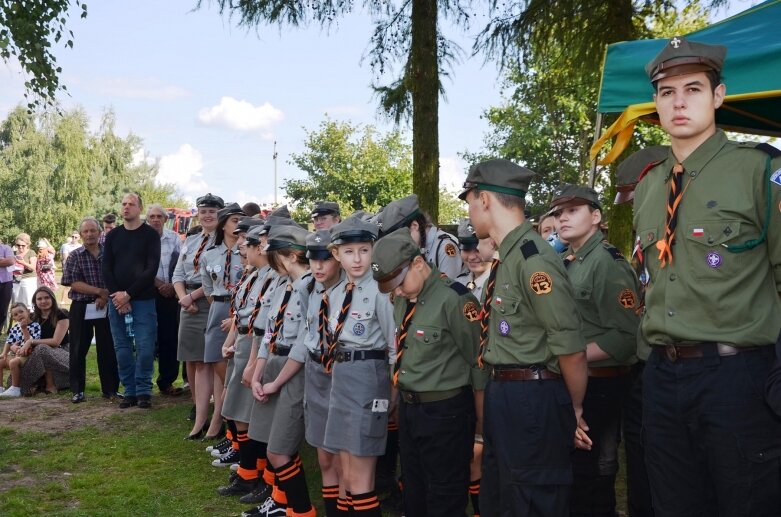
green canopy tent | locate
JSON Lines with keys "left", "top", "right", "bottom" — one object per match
{"left": 590, "top": 0, "right": 781, "bottom": 168}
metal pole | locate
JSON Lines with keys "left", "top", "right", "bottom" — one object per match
{"left": 588, "top": 112, "right": 604, "bottom": 188}
{"left": 273, "top": 141, "right": 278, "bottom": 206}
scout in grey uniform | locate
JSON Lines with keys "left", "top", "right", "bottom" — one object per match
{"left": 245, "top": 225, "right": 317, "bottom": 517}
{"left": 549, "top": 185, "right": 640, "bottom": 517}
{"left": 377, "top": 194, "right": 465, "bottom": 280}
{"left": 372, "top": 227, "right": 487, "bottom": 517}
{"left": 174, "top": 193, "right": 224, "bottom": 440}
{"left": 200, "top": 203, "right": 245, "bottom": 439}
{"left": 311, "top": 201, "right": 342, "bottom": 231}
{"left": 301, "top": 229, "right": 348, "bottom": 516}
{"left": 324, "top": 215, "right": 395, "bottom": 517}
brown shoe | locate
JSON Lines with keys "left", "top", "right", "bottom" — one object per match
{"left": 160, "top": 386, "right": 184, "bottom": 396}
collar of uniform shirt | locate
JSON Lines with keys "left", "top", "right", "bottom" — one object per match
{"left": 497, "top": 220, "right": 535, "bottom": 261}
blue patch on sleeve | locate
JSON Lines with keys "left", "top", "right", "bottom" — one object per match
{"left": 771, "top": 168, "right": 781, "bottom": 187}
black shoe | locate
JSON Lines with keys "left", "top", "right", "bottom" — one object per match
{"left": 203, "top": 422, "right": 226, "bottom": 441}
{"left": 102, "top": 391, "right": 123, "bottom": 400}
{"left": 137, "top": 395, "right": 152, "bottom": 409}
{"left": 119, "top": 396, "right": 138, "bottom": 409}
{"left": 187, "top": 404, "right": 196, "bottom": 421}
{"left": 185, "top": 421, "right": 209, "bottom": 440}
{"left": 239, "top": 482, "right": 272, "bottom": 504}
{"left": 217, "top": 476, "right": 258, "bottom": 496}
{"left": 71, "top": 392, "right": 85, "bottom": 404}
{"left": 159, "top": 385, "right": 184, "bottom": 396}
{"left": 206, "top": 437, "right": 231, "bottom": 454}
{"left": 241, "top": 497, "right": 286, "bottom": 517}
{"left": 211, "top": 448, "right": 239, "bottom": 467}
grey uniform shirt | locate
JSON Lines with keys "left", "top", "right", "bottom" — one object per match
{"left": 234, "top": 268, "right": 262, "bottom": 326}
{"left": 259, "top": 273, "right": 310, "bottom": 362}
{"left": 456, "top": 268, "right": 490, "bottom": 302}
{"left": 200, "top": 243, "right": 243, "bottom": 297}
{"left": 302, "top": 270, "right": 348, "bottom": 355}
{"left": 424, "top": 226, "right": 465, "bottom": 280}
{"left": 172, "top": 232, "right": 214, "bottom": 285}
{"left": 328, "top": 271, "right": 396, "bottom": 363}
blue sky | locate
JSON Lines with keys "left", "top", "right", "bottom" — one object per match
{"left": 0, "top": 1, "right": 750, "bottom": 207}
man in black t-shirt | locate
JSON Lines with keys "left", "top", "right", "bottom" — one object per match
{"left": 102, "top": 192, "right": 161, "bottom": 409}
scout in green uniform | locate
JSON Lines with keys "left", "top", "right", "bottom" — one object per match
{"left": 549, "top": 185, "right": 639, "bottom": 517}
{"left": 372, "top": 227, "right": 487, "bottom": 517}
{"left": 634, "top": 37, "right": 781, "bottom": 516}
{"left": 459, "top": 159, "right": 590, "bottom": 517}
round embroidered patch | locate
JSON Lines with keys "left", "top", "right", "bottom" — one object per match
{"left": 706, "top": 251, "right": 722, "bottom": 269}
{"left": 463, "top": 301, "right": 480, "bottom": 322}
{"left": 498, "top": 320, "right": 510, "bottom": 336}
{"left": 352, "top": 322, "right": 366, "bottom": 336}
{"left": 618, "top": 288, "right": 637, "bottom": 309}
{"left": 445, "top": 243, "right": 457, "bottom": 257}
{"left": 529, "top": 272, "right": 553, "bottom": 295}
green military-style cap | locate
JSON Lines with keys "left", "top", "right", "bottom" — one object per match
{"left": 245, "top": 225, "right": 266, "bottom": 246}
{"left": 306, "top": 230, "right": 333, "bottom": 260}
{"left": 196, "top": 193, "right": 225, "bottom": 209}
{"left": 269, "top": 204, "right": 291, "bottom": 219}
{"left": 615, "top": 146, "right": 669, "bottom": 205}
{"left": 376, "top": 194, "right": 420, "bottom": 237}
{"left": 458, "top": 159, "right": 536, "bottom": 201}
{"left": 371, "top": 228, "right": 421, "bottom": 294}
{"left": 351, "top": 210, "right": 375, "bottom": 223}
{"left": 264, "top": 225, "right": 309, "bottom": 252}
{"left": 311, "top": 200, "right": 340, "bottom": 218}
{"left": 217, "top": 202, "right": 245, "bottom": 223}
{"left": 645, "top": 36, "right": 727, "bottom": 83}
{"left": 550, "top": 184, "right": 602, "bottom": 211}
{"left": 331, "top": 215, "right": 379, "bottom": 245}
{"left": 457, "top": 218, "right": 478, "bottom": 251}
{"left": 233, "top": 216, "right": 265, "bottom": 235}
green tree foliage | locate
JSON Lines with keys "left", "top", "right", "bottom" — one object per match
{"left": 0, "top": 106, "right": 183, "bottom": 245}
{"left": 469, "top": 0, "right": 712, "bottom": 252}
{"left": 200, "top": 0, "right": 476, "bottom": 223}
{"left": 0, "top": 0, "right": 87, "bottom": 110}
{"left": 284, "top": 116, "right": 465, "bottom": 223}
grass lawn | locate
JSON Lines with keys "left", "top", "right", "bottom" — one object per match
{"left": 1, "top": 345, "right": 629, "bottom": 516}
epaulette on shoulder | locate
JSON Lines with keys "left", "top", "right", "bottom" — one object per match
{"left": 637, "top": 159, "right": 665, "bottom": 183}
{"left": 755, "top": 142, "right": 781, "bottom": 158}
{"left": 520, "top": 240, "right": 539, "bottom": 259}
{"left": 601, "top": 242, "right": 624, "bottom": 260}
{"left": 446, "top": 278, "right": 469, "bottom": 296}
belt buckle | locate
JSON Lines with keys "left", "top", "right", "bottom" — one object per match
{"left": 335, "top": 351, "right": 345, "bottom": 362}
{"left": 665, "top": 345, "right": 678, "bottom": 362}
{"left": 403, "top": 392, "right": 418, "bottom": 404}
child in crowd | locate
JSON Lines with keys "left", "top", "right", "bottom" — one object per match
{"left": 0, "top": 303, "right": 42, "bottom": 397}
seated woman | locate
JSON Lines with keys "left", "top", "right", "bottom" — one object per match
{"left": 0, "top": 303, "right": 42, "bottom": 397}
{"left": 18, "top": 286, "right": 71, "bottom": 395}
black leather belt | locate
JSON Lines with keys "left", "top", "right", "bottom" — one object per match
{"left": 308, "top": 350, "right": 325, "bottom": 363}
{"left": 587, "top": 366, "right": 632, "bottom": 378}
{"left": 212, "top": 295, "right": 230, "bottom": 302}
{"left": 254, "top": 328, "right": 264, "bottom": 337}
{"left": 334, "top": 349, "right": 386, "bottom": 363}
{"left": 400, "top": 387, "right": 465, "bottom": 404}
{"left": 652, "top": 342, "right": 763, "bottom": 362}
{"left": 273, "top": 346, "right": 291, "bottom": 356}
{"left": 185, "top": 282, "right": 202, "bottom": 290}
{"left": 237, "top": 326, "right": 250, "bottom": 335}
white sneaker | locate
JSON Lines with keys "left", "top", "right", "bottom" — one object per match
{"left": 230, "top": 462, "right": 239, "bottom": 472}
{"left": 0, "top": 387, "right": 5, "bottom": 394}
{"left": 0, "top": 386, "right": 21, "bottom": 398}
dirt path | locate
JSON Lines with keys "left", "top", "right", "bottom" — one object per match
{"left": 0, "top": 393, "right": 189, "bottom": 434}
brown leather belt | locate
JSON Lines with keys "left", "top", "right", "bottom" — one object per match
{"left": 399, "top": 387, "right": 465, "bottom": 404}
{"left": 653, "top": 342, "right": 762, "bottom": 362}
{"left": 587, "top": 366, "right": 632, "bottom": 378}
{"left": 490, "top": 366, "right": 561, "bottom": 381}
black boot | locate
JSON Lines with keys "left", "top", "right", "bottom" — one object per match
{"left": 217, "top": 475, "right": 258, "bottom": 496}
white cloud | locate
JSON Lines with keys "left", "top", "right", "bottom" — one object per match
{"left": 198, "top": 97, "right": 284, "bottom": 133}
{"left": 157, "top": 144, "right": 210, "bottom": 203}
{"left": 91, "top": 77, "right": 190, "bottom": 100}
{"left": 440, "top": 156, "right": 468, "bottom": 192}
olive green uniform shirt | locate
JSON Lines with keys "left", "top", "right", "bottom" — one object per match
{"left": 482, "top": 221, "right": 585, "bottom": 372}
{"left": 563, "top": 231, "right": 639, "bottom": 367}
{"left": 633, "top": 130, "right": 781, "bottom": 347}
{"left": 393, "top": 267, "right": 488, "bottom": 392}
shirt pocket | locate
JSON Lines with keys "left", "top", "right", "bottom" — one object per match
{"left": 490, "top": 295, "right": 521, "bottom": 339}
{"left": 407, "top": 325, "right": 443, "bottom": 347}
{"left": 683, "top": 220, "right": 744, "bottom": 280}
{"left": 344, "top": 310, "right": 374, "bottom": 344}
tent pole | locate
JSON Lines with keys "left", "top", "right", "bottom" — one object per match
{"left": 588, "top": 112, "right": 604, "bottom": 188}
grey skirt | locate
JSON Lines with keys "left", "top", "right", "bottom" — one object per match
{"left": 176, "top": 297, "right": 209, "bottom": 362}
{"left": 304, "top": 355, "right": 334, "bottom": 451}
{"left": 248, "top": 353, "right": 305, "bottom": 455}
{"left": 323, "top": 351, "right": 390, "bottom": 456}
{"left": 221, "top": 333, "right": 254, "bottom": 423}
{"left": 204, "top": 300, "right": 229, "bottom": 364}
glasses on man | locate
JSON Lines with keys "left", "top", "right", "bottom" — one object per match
{"left": 16, "top": 243, "right": 27, "bottom": 247}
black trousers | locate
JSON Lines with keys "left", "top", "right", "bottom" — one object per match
{"left": 481, "top": 377, "right": 576, "bottom": 517}
{"left": 155, "top": 294, "right": 180, "bottom": 390}
{"left": 68, "top": 300, "right": 119, "bottom": 394}
{"left": 399, "top": 388, "right": 475, "bottom": 517}
{"left": 643, "top": 345, "right": 781, "bottom": 517}
{"left": 622, "top": 362, "right": 654, "bottom": 517}
{"left": 570, "top": 373, "right": 632, "bottom": 517}
{"left": 0, "top": 281, "right": 12, "bottom": 331}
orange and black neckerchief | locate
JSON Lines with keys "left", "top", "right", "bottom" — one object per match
{"left": 244, "top": 274, "right": 274, "bottom": 330}
{"left": 323, "top": 282, "right": 354, "bottom": 373}
{"left": 477, "top": 259, "right": 499, "bottom": 368}
{"left": 223, "top": 246, "right": 234, "bottom": 289}
{"left": 392, "top": 300, "right": 416, "bottom": 386}
{"left": 192, "top": 233, "right": 209, "bottom": 271}
{"left": 268, "top": 283, "right": 293, "bottom": 355}
{"left": 656, "top": 163, "right": 687, "bottom": 268}
{"left": 317, "top": 292, "right": 330, "bottom": 365}
{"left": 229, "top": 267, "right": 253, "bottom": 319}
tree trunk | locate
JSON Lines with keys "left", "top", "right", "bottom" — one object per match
{"left": 410, "top": 0, "right": 439, "bottom": 223}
